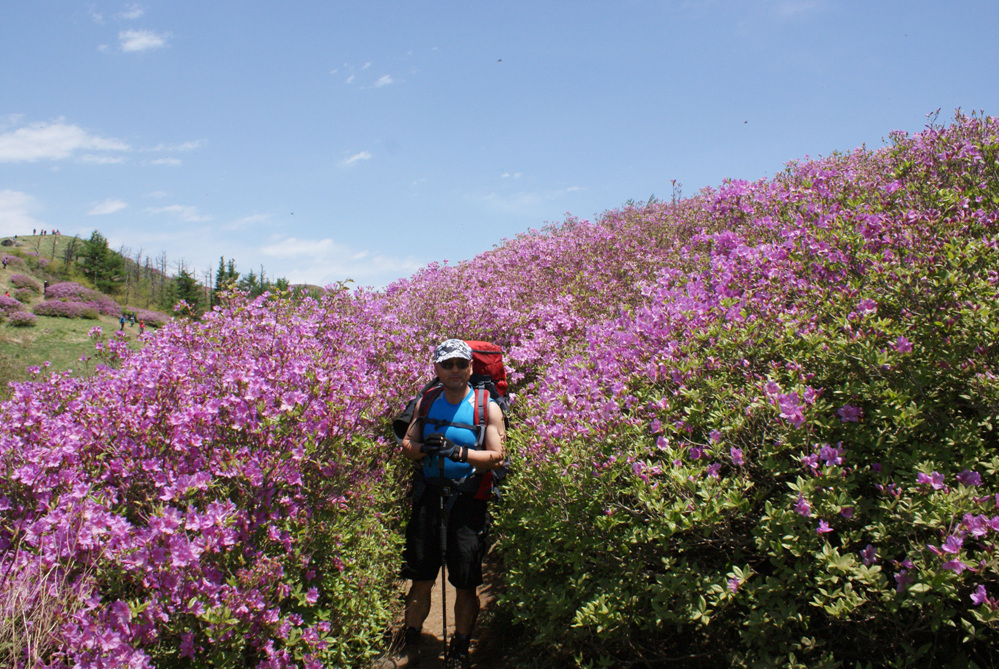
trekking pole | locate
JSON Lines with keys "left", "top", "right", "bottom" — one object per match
{"left": 438, "top": 454, "right": 448, "bottom": 655}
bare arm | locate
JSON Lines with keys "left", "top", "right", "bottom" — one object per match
{"left": 400, "top": 398, "right": 426, "bottom": 460}
{"left": 465, "top": 401, "right": 506, "bottom": 471}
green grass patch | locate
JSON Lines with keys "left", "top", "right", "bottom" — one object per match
{"left": 0, "top": 314, "right": 143, "bottom": 399}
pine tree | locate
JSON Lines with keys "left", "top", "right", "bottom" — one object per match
{"left": 78, "top": 231, "right": 126, "bottom": 293}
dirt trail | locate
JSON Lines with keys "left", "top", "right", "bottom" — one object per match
{"left": 378, "top": 560, "right": 509, "bottom": 668}
{"left": 419, "top": 563, "right": 506, "bottom": 668}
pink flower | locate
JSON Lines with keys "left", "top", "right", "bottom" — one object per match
{"left": 942, "top": 559, "right": 970, "bottom": 574}
{"left": 730, "top": 447, "right": 744, "bottom": 466}
{"left": 816, "top": 519, "right": 834, "bottom": 534}
{"left": 837, "top": 404, "right": 862, "bottom": 423}
{"left": 794, "top": 495, "right": 811, "bottom": 517}
{"left": 180, "top": 632, "right": 196, "bottom": 659}
{"left": 917, "top": 471, "right": 946, "bottom": 490}
{"left": 957, "top": 469, "right": 982, "bottom": 487}
{"left": 777, "top": 393, "right": 806, "bottom": 428}
{"left": 893, "top": 335, "right": 913, "bottom": 353}
{"left": 941, "top": 535, "right": 963, "bottom": 554}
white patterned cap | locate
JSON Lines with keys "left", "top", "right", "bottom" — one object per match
{"left": 433, "top": 339, "right": 472, "bottom": 363}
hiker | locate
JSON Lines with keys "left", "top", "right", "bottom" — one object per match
{"left": 119, "top": 314, "right": 126, "bottom": 331}
{"left": 381, "top": 339, "right": 507, "bottom": 669}
{"left": 139, "top": 320, "right": 145, "bottom": 335}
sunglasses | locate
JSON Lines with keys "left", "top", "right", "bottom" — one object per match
{"left": 438, "top": 359, "right": 470, "bottom": 370}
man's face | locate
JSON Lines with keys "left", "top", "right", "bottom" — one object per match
{"left": 435, "top": 357, "right": 472, "bottom": 390}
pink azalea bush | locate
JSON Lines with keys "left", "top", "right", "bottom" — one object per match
{"left": 0, "top": 295, "right": 25, "bottom": 316}
{"left": 486, "top": 111, "right": 999, "bottom": 667}
{"left": 9, "top": 274, "right": 42, "bottom": 294}
{"left": 127, "top": 307, "right": 169, "bottom": 328}
{"left": 1, "top": 255, "right": 27, "bottom": 270}
{"left": 43, "top": 283, "right": 121, "bottom": 318}
{"left": 32, "top": 301, "right": 100, "bottom": 320}
{"left": 7, "top": 311, "right": 37, "bottom": 327}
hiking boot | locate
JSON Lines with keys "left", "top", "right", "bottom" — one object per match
{"left": 444, "top": 633, "right": 471, "bottom": 669}
{"left": 374, "top": 626, "right": 422, "bottom": 668}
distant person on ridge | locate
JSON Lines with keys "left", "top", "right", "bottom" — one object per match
{"left": 378, "top": 339, "right": 506, "bottom": 669}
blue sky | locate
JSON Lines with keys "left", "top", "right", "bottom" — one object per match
{"left": 2, "top": 1, "right": 997, "bottom": 290}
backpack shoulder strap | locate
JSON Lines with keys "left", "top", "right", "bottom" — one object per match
{"left": 417, "top": 384, "right": 445, "bottom": 427}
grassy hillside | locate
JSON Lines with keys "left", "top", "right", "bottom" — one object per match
{"left": 0, "top": 237, "right": 162, "bottom": 397}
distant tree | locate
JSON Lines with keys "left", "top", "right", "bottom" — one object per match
{"left": 166, "top": 264, "right": 204, "bottom": 318}
{"left": 61, "top": 236, "right": 81, "bottom": 279}
{"left": 238, "top": 269, "right": 259, "bottom": 296}
{"left": 212, "top": 257, "right": 240, "bottom": 305}
{"left": 78, "top": 231, "right": 126, "bottom": 293}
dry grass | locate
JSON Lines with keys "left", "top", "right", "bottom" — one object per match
{"left": 0, "top": 557, "right": 90, "bottom": 668}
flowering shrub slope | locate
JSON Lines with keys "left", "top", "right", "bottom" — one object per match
{"left": 488, "top": 112, "right": 999, "bottom": 667}
{"left": 1, "top": 288, "right": 427, "bottom": 667}
{"left": 2, "top": 112, "right": 998, "bottom": 667}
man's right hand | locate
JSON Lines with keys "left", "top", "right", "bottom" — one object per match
{"left": 420, "top": 439, "right": 442, "bottom": 456}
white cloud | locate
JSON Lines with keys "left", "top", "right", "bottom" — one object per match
{"left": 501, "top": 172, "right": 522, "bottom": 179}
{"left": 346, "top": 74, "right": 355, "bottom": 84}
{"left": 117, "top": 4, "right": 145, "bottom": 20}
{"left": 341, "top": 151, "right": 372, "bottom": 167}
{"left": 769, "top": 0, "right": 827, "bottom": 19}
{"left": 147, "top": 204, "right": 211, "bottom": 222}
{"left": 0, "top": 190, "right": 44, "bottom": 235}
{"left": 259, "top": 235, "right": 424, "bottom": 288}
{"left": 0, "top": 120, "right": 129, "bottom": 163}
{"left": 226, "top": 213, "right": 271, "bottom": 230}
{"left": 80, "top": 154, "right": 127, "bottom": 164}
{"left": 87, "top": 199, "right": 128, "bottom": 215}
{"left": 119, "top": 29, "right": 168, "bottom": 52}
{"left": 148, "top": 139, "right": 205, "bottom": 152}
{"left": 149, "top": 157, "right": 182, "bottom": 166}
{"left": 479, "top": 186, "right": 585, "bottom": 216}
{"left": 373, "top": 75, "right": 394, "bottom": 88}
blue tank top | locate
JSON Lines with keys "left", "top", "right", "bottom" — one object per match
{"left": 421, "top": 386, "right": 482, "bottom": 480}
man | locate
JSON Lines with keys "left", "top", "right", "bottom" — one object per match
{"left": 381, "top": 339, "right": 506, "bottom": 669}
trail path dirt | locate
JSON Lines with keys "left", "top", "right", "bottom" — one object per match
{"left": 417, "top": 563, "right": 507, "bottom": 668}
{"left": 377, "top": 560, "right": 510, "bottom": 668}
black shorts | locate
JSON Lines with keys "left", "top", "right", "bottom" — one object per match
{"left": 401, "top": 487, "right": 488, "bottom": 589}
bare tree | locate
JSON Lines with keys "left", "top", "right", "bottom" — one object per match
{"left": 144, "top": 255, "right": 153, "bottom": 308}
{"left": 119, "top": 245, "right": 132, "bottom": 305}
{"left": 156, "top": 252, "right": 168, "bottom": 305}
